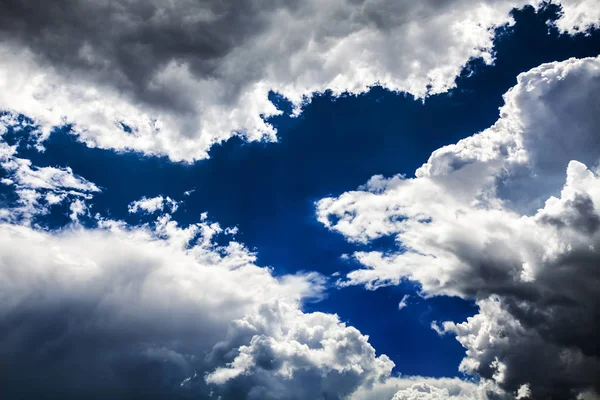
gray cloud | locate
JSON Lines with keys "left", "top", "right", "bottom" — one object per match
{"left": 1, "top": 0, "right": 597, "bottom": 160}
{"left": 317, "top": 56, "right": 600, "bottom": 398}
{"left": 0, "top": 215, "right": 333, "bottom": 399}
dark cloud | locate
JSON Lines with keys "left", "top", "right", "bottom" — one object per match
{"left": 318, "top": 56, "right": 600, "bottom": 398}
{"left": 540, "top": 194, "right": 600, "bottom": 235}
{"left": 0, "top": 0, "right": 278, "bottom": 110}
{"left": 1, "top": 0, "right": 573, "bottom": 161}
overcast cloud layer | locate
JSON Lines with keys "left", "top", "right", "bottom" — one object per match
{"left": 318, "top": 55, "right": 600, "bottom": 398}
{"left": 0, "top": 0, "right": 598, "bottom": 161}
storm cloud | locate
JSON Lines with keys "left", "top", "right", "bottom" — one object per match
{"left": 317, "top": 56, "right": 600, "bottom": 398}
{"left": 0, "top": 0, "right": 598, "bottom": 161}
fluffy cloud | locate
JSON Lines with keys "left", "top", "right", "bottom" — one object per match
{"left": 129, "top": 195, "right": 179, "bottom": 214}
{"left": 553, "top": 0, "right": 600, "bottom": 33}
{"left": 349, "top": 376, "right": 497, "bottom": 400}
{"left": 1, "top": 114, "right": 100, "bottom": 223}
{"left": 0, "top": 212, "right": 338, "bottom": 399}
{"left": 0, "top": 116, "right": 397, "bottom": 398}
{"left": 0, "top": 0, "right": 598, "bottom": 161}
{"left": 205, "top": 301, "right": 394, "bottom": 399}
{"left": 0, "top": 109, "right": 492, "bottom": 400}
{"left": 317, "top": 56, "right": 600, "bottom": 398}
{"left": 390, "top": 383, "right": 477, "bottom": 400}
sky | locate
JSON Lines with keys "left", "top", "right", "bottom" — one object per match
{"left": 1, "top": 1, "right": 600, "bottom": 400}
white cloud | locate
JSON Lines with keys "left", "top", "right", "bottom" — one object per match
{"left": 316, "top": 56, "right": 600, "bottom": 397}
{"left": 349, "top": 376, "right": 498, "bottom": 400}
{"left": 0, "top": 135, "right": 401, "bottom": 399}
{"left": 0, "top": 212, "right": 340, "bottom": 398}
{"left": 128, "top": 195, "right": 179, "bottom": 214}
{"left": 69, "top": 198, "right": 89, "bottom": 222}
{"left": 552, "top": 0, "right": 600, "bottom": 34}
{"left": 0, "top": 116, "right": 100, "bottom": 224}
{"left": 578, "top": 390, "right": 600, "bottom": 400}
{"left": 205, "top": 300, "right": 394, "bottom": 399}
{"left": 0, "top": 1, "right": 597, "bottom": 161}
{"left": 516, "top": 383, "right": 531, "bottom": 399}
{"left": 398, "top": 294, "right": 410, "bottom": 310}
{"left": 390, "top": 382, "right": 473, "bottom": 400}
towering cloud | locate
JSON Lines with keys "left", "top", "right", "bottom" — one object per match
{"left": 0, "top": 0, "right": 598, "bottom": 161}
{"left": 317, "top": 56, "right": 600, "bottom": 398}
{"left": 0, "top": 212, "right": 395, "bottom": 399}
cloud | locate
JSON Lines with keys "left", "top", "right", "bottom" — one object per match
{"left": 0, "top": 0, "right": 597, "bottom": 161}
{"left": 0, "top": 114, "right": 100, "bottom": 223}
{"left": 398, "top": 294, "right": 410, "bottom": 310}
{"left": 0, "top": 211, "right": 340, "bottom": 399}
{"left": 515, "top": 384, "right": 531, "bottom": 399}
{"left": 552, "top": 0, "right": 600, "bottom": 33}
{"left": 349, "top": 376, "right": 498, "bottom": 400}
{"left": 0, "top": 120, "right": 396, "bottom": 400}
{"left": 0, "top": 116, "right": 499, "bottom": 400}
{"left": 317, "top": 55, "right": 600, "bottom": 397}
{"left": 0, "top": 208, "right": 501, "bottom": 400}
{"left": 128, "top": 195, "right": 179, "bottom": 214}
{"left": 390, "top": 382, "right": 475, "bottom": 400}
{"left": 205, "top": 300, "right": 394, "bottom": 399}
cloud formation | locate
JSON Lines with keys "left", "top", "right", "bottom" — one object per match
{"left": 317, "top": 56, "right": 600, "bottom": 398}
{"left": 1, "top": 114, "right": 100, "bottom": 223}
{"left": 1, "top": 112, "right": 505, "bottom": 400}
{"left": 0, "top": 118, "right": 402, "bottom": 399}
{"left": 349, "top": 376, "right": 495, "bottom": 400}
{"left": 0, "top": 212, "right": 343, "bottom": 399}
{"left": 128, "top": 195, "right": 179, "bottom": 214}
{"left": 0, "top": 0, "right": 598, "bottom": 161}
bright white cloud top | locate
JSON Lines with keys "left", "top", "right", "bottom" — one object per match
{"left": 317, "top": 55, "right": 600, "bottom": 398}
{"left": 0, "top": 0, "right": 598, "bottom": 161}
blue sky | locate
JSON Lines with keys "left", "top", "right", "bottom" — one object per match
{"left": 1, "top": 2, "right": 600, "bottom": 400}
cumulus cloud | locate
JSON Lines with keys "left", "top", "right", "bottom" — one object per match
{"left": 349, "top": 376, "right": 498, "bottom": 400}
{"left": 390, "top": 382, "right": 476, "bottom": 400}
{"left": 205, "top": 301, "right": 394, "bottom": 399}
{"left": 0, "top": 0, "right": 598, "bottom": 161}
{"left": 552, "top": 0, "right": 600, "bottom": 33}
{"left": 317, "top": 56, "right": 600, "bottom": 398}
{"left": 0, "top": 212, "right": 339, "bottom": 399}
{"left": 0, "top": 120, "right": 496, "bottom": 400}
{"left": 128, "top": 195, "right": 179, "bottom": 214}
